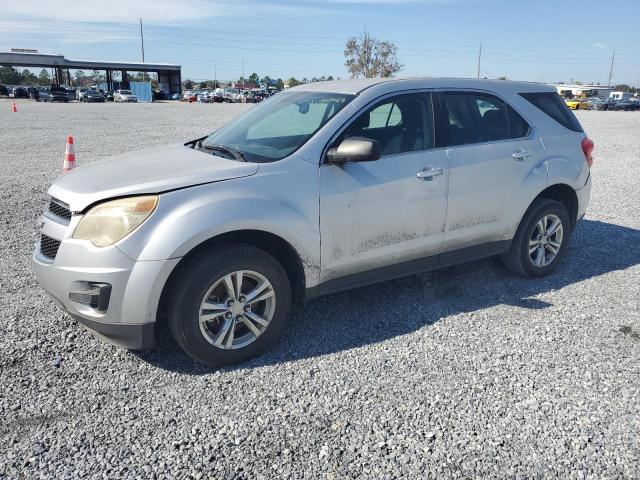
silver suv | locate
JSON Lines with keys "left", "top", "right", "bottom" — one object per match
{"left": 33, "top": 78, "right": 593, "bottom": 367}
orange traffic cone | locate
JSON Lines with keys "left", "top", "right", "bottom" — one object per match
{"left": 63, "top": 136, "right": 76, "bottom": 172}
{"left": 11, "top": 101, "right": 17, "bottom": 113}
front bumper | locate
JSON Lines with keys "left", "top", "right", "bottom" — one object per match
{"left": 33, "top": 220, "right": 179, "bottom": 349}
{"left": 72, "top": 314, "right": 155, "bottom": 349}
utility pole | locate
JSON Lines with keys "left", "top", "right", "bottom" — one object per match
{"left": 476, "top": 42, "right": 482, "bottom": 79}
{"left": 214, "top": 65, "right": 217, "bottom": 88}
{"left": 608, "top": 50, "right": 615, "bottom": 86}
{"left": 139, "top": 18, "right": 145, "bottom": 63}
{"left": 242, "top": 60, "right": 245, "bottom": 90}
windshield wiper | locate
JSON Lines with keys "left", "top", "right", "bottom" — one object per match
{"left": 201, "top": 144, "right": 246, "bottom": 162}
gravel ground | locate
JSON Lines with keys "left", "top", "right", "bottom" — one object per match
{"left": 1, "top": 100, "right": 639, "bottom": 479}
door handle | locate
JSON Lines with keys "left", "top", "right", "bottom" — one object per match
{"left": 417, "top": 167, "right": 443, "bottom": 181}
{"left": 512, "top": 150, "right": 533, "bottom": 160}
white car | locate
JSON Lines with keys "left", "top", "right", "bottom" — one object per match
{"left": 114, "top": 89, "right": 138, "bottom": 103}
{"left": 33, "top": 78, "right": 593, "bottom": 367}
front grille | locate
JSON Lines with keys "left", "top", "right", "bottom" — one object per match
{"left": 48, "top": 198, "right": 72, "bottom": 221}
{"left": 40, "top": 234, "right": 61, "bottom": 260}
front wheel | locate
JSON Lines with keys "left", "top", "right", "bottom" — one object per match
{"left": 166, "top": 244, "right": 292, "bottom": 367}
{"left": 502, "top": 198, "right": 571, "bottom": 277}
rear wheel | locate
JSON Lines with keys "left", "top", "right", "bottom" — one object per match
{"left": 502, "top": 198, "right": 571, "bottom": 277}
{"left": 166, "top": 244, "right": 291, "bottom": 367}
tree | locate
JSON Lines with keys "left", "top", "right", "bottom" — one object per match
{"left": 74, "top": 70, "right": 86, "bottom": 86}
{"left": 276, "top": 78, "right": 284, "bottom": 90}
{"left": 183, "top": 79, "right": 194, "bottom": 90}
{"left": 0, "top": 66, "right": 21, "bottom": 84}
{"left": 344, "top": 31, "right": 402, "bottom": 78}
{"left": 21, "top": 69, "right": 38, "bottom": 85}
{"left": 249, "top": 72, "right": 259, "bottom": 84}
{"left": 92, "top": 70, "right": 105, "bottom": 83}
{"left": 614, "top": 84, "right": 631, "bottom": 92}
{"left": 37, "top": 69, "right": 51, "bottom": 86}
{"left": 288, "top": 77, "right": 302, "bottom": 87}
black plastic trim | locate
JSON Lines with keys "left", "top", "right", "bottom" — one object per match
{"left": 306, "top": 240, "right": 510, "bottom": 300}
{"left": 71, "top": 314, "right": 154, "bottom": 350}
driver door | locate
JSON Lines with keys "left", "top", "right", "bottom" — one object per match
{"left": 319, "top": 92, "right": 450, "bottom": 284}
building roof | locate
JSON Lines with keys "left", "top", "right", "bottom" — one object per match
{"left": 0, "top": 52, "right": 180, "bottom": 72}
{"left": 554, "top": 84, "right": 613, "bottom": 90}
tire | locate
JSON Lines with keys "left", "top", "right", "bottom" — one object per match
{"left": 502, "top": 198, "right": 571, "bottom": 277}
{"left": 166, "top": 244, "right": 292, "bottom": 367}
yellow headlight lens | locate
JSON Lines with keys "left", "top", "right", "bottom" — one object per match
{"left": 73, "top": 195, "right": 158, "bottom": 247}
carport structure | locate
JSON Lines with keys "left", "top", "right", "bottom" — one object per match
{"left": 0, "top": 52, "right": 182, "bottom": 94}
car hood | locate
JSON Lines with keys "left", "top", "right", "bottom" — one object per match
{"left": 49, "top": 143, "right": 259, "bottom": 212}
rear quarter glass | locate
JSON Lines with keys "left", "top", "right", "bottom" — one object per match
{"left": 520, "top": 92, "right": 584, "bottom": 133}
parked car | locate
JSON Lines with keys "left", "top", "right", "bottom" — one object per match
{"left": 169, "top": 92, "right": 181, "bottom": 100}
{"left": 33, "top": 78, "right": 593, "bottom": 367}
{"left": 114, "top": 89, "right": 138, "bottom": 102}
{"left": 37, "top": 87, "right": 51, "bottom": 102}
{"left": 76, "top": 88, "right": 89, "bottom": 101}
{"left": 0, "top": 84, "right": 8, "bottom": 96}
{"left": 27, "top": 86, "right": 40, "bottom": 101}
{"left": 104, "top": 90, "right": 115, "bottom": 101}
{"left": 11, "top": 87, "right": 29, "bottom": 99}
{"left": 565, "top": 98, "right": 588, "bottom": 110}
{"left": 587, "top": 98, "right": 610, "bottom": 111}
{"left": 613, "top": 99, "right": 638, "bottom": 111}
{"left": 83, "top": 89, "right": 106, "bottom": 103}
{"left": 49, "top": 86, "right": 68, "bottom": 102}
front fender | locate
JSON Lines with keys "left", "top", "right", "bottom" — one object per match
{"left": 116, "top": 177, "right": 321, "bottom": 287}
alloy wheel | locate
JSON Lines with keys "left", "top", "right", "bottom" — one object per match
{"left": 528, "top": 214, "right": 564, "bottom": 268}
{"left": 198, "top": 270, "right": 276, "bottom": 350}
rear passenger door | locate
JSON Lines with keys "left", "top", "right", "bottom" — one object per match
{"left": 440, "top": 90, "right": 546, "bottom": 251}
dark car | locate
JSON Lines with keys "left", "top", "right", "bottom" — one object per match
{"left": 27, "top": 86, "right": 40, "bottom": 100}
{"left": 613, "top": 100, "right": 638, "bottom": 111}
{"left": 12, "top": 87, "right": 29, "bottom": 99}
{"left": 588, "top": 98, "right": 611, "bottom": 111}
{"left": 49, "top": 86, "right": 69, "bottom": 102}
{"left": 0, "top": 84, "right": 9, "bottom": 96}
{"left": 104, "top": 90, "right": 115, "bottom": 101}
{"left": 83, "top": 89, "right": 105, "bottom": 102}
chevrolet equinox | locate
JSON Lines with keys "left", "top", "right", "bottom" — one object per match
{"left": 33, "top": 78, "right": 593, "bottom": 366}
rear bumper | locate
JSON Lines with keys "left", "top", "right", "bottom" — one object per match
{"left": 575, "top": 172, "right": 592, "bottom": 223}
{"left": 72, "top": 314, "right": 154, "bottom": 349}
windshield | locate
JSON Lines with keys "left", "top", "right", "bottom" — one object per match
{"left": 202, "top": 91, "right": 354, "bottom": 162}
{"left": 121, "top": 90, "right": 132, "bottom": 95}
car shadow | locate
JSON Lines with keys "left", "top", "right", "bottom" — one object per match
{"left": 135, "top": 219, "right": 640, "bottom": 374}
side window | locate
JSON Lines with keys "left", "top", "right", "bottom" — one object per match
{"left": 340, "top": 93, "right": 434, "bottom": 156}
{"left": 443, "top": 92, "right": 511, "bottom": 145}
{"left": 507, "top": 105, "right": 531, "bottom": 139}
{"left": 519, "top": 92, "right": 583, "bottom": 133}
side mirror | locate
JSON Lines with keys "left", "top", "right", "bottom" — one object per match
{"left": 326, "top": 137, "right": 381, "bottom": 164}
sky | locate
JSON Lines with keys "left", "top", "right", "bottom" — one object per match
{"left": 1, "top": 0, "right": 639, "bottom": 86}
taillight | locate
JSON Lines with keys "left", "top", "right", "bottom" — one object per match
{"left": 581, "top": 137, "right": 594, "bottom": 168}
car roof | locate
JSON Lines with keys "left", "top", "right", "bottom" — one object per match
{"left": 290, "top": 77, "right": 556, "bottom": 95}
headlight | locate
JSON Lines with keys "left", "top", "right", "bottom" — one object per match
{"left": 73, "top": 195, "right": 158, "bottom": 247}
